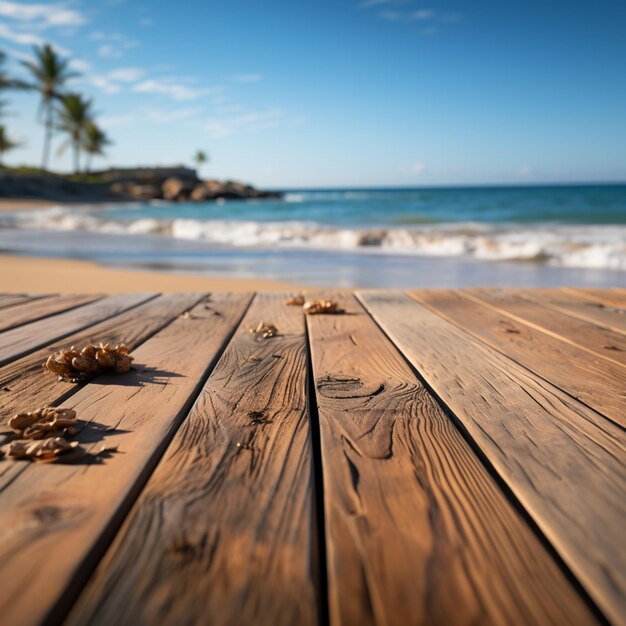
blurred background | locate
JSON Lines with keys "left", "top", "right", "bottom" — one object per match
{"left": 0, "top": 0, "right": 624, "bottom": 289}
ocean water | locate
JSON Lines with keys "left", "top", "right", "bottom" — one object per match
{"left": 1, "top": 184, "right": 625, "bottom": 287}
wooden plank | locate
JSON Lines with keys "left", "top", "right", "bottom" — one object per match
{"left": 408, "top": 290, "right": 626, "bottom": 428}
{"left": 565, "top": 288, "right": 626, "bottom": 308}
{"left": 0, "top": 293, "right": 209, "bottom": 436}
{"left": 67, "top": 293, "right": 318, "bottom": 626}
{"left": 0, "top": 293, "right": 50, "bottom": 310}
{"left": 0, "top": 294, "right": 252, "bottom": 626}
{"left": 463, "top": 288, "right": 626, "bottom": 366}
{"left": 305, "top": 293, "right": 594, "bottom": 625}
{"left": 358, "top": 291, "right": 626, "bottom": 625}
{"left": 0, "top": 293, "right": 103, "bottom": 333}
{"left": 522, "top": 289, "right": 626, "bottom": 334}
{"left": 0, "top": 293, "right": 155, "bottom": 366}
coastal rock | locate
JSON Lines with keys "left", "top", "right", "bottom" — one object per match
{"left": 0, "top": 168, "right": 282, "bottom": 203}
{"left": 162, "top": 177, "right": 195, "bottom": 201}
{"left": 189, "top": 184, "right": 215, "bottom": 202}
{"left": 128, "top": 183, "right": 160, "bottom": 200}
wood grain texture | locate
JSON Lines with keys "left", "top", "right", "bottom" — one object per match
{"left": 0, "top": 293, "right": 208, "bottom": 440}
{"left": 0, "top": 293, "right": 49, "bottom": 310}
{"left": 409, "top": 289, "right": 626, "bottom": 428}
{"left": 0, "top": 294, "right": 251, "bottom": 626}
{"left": 465, "top": 288, "right": 626, "bottom": 366}
{"left": 521, "top": 289, "right": 626, "bottom": 334}
{"left": 0, "top": 293, "right": 103, "bottom": 333}
{"left": 0, "top": 292, "right": 154, "bottom": 366}
{"left": 565, "top": 288, "right": 626, "bottom": 308}
{"left": 358, "top": 290, "right": 626, "bottom": 626}
{"left": 307, "top": 293, "right": 595, "bottom": 626}
{"left": 68, "top": 293, "right": 318, "bottom": 626}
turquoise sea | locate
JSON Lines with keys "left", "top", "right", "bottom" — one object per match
{"left": 1, "top": 184, "right": 625, "bottom": 287}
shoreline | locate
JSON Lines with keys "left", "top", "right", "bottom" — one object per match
{"left": 0, "top": 198, "right": 71, "bottom": 212}
{"left": 0, "top": 254, "right": 301, "bottom": 293}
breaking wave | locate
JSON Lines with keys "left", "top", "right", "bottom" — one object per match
{"left": 1, "top": 205, "right": 625, "bottom": 271}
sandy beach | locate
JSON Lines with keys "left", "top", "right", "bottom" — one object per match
{"left": 0, "top": 199, "right": 64, "bottom": 212}
{"left": 0, "top": 254, "right": 299, "bottom": 293}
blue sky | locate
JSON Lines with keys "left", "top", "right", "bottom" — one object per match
{"left": 1, "top": 0, "right": 625, "bottom": 187}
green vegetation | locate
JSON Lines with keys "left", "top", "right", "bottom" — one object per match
{"left": 20, "top": 44, "right": 77, "bottom": 170}
{"left": 82, "top": 122, "right": 112, "bottom": 173}
{"left": 56, "top": 93, "right": 94, "bottom": 173}
{"left": 0, "top": 125, "right": 20, "bottom": 165}
{"left": 194, "top": 149, "right": 208, "bottom": 174}
{"left": 0, "top": 43, "right": 113, "bottom": 177}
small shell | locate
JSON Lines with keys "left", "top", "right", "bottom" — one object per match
{"left": 95, "top": 349, "right": 116, "bottom": 369}
{"left": 285, "top": 295, "right": 305, "bottom": 306}
{"left": 45, "top": 355, "right": 75, "bottom": 377}
{"left": 303, "top": 300, "right": 344, "bottom": 315}
{"left": 5, "top": 436, "right": 79, "bottom": 461}
{"left": 44, "top": 342, "right": 134, "bottom": 379}
{"left": 80, "top": 344, "right": 98, "bottom": 359}
{"left": 113, "top": 354, "right": 133, "bottom": 373}
{"left": 71, "top": 355, "right": 100, "bottom": 374}
{"left": 250, "top": 321, "right": 278, "bottom": 339}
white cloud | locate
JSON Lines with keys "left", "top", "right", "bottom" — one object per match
{"left": 410, "top": 10, "right": 434, "bottom": 21}
{"left": 99, "top": 113, "right": 134, "bottom": 128}
{"left": 98, "top": 44, "right": 120, "bottom": 59}
{"left": 69, "top": 58, "right": 91, "bottom": 72}
{"left": 0, "top": 1, "right": 85, "bottom": 27}
{"left": 91, "top": 32, "right": 138, "bottom": 59}
{"left": 0, "top": 23, "right": 45, "bottom": 46}
{"left": 360, "top": 0, "right": 393, "bottom": 7}
{"left": 231, "top": 73, "right": 263, "bottom": 83}
{"left": 205, "top": 108, "right": 286, "bottom": 139}
{"left": 380, "top": 10, "right": 402, "bottom": 21}
{"left": 107, "top": 67, "right": 144, "bottom": 82}
{"left": 70, "top": 66, "right": 145, "bottom": 95}
{"left": 139, "top": 17, "right": 153, "bottom": 27}
{"left": 362, "top": 2, "right": 459, "bottom": 29}
{"left": 133, "top": 79, "right": 212, "bottom": 101}
{"left": 518, "top": 164, "right": 532, "bottom": 176}
{"left": 0, "top": 25, "right": 71, "bottom": 54}
{"left": 145, "top": 106, "right": 205, "bottom": 123}
{"left": 410, "top": 162, "right": 426, "bottom": 175}
{"left": 85, "top": 74, "right": 119, "bottom": 94}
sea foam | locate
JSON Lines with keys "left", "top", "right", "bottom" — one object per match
{"left": 1, "top": 206, "right": 625, "bottom": 271}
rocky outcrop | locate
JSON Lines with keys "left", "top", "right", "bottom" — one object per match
{"left": 0, "top": 167, "right": 282, "bottom": 204}
{"left": 0, "top": 172, "right": 113, "bottom": 202}
{"left": 162, "top": 177, "right": 196, "bottom": 201}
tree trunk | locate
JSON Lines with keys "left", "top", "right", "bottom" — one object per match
{"left": 73, "top": 134, "right": 80, "bottom": 174}
{"left": 41, "top": 101, "right": 52, "bottom": 171}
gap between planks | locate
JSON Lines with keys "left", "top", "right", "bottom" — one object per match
{"left": 67, "top": 293, "right": 320, "bottom": 626}
{"left": 0, "top": 293, "right": 253, "bottom": 626}
{"left": 358, "top": 290, "right": 626, "bottom": 625}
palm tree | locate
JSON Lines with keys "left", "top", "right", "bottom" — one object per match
{"left": 82, "top": 122, "right": 112, "bottom": 173}
{"left": 0, "top": 50, "right": 28, "bottom": 91}
{"left": 193, "top": 149, "right": 208, "bottom": 175}
{"left": 0, "top": 50, "right": 28, "bottom": 127}
{"left": 56, "top": 93, "right": 93, "bottom": 174}
{"left": 0, "top": 125, "right": 20, "bottom": 166}
{"left": 20, "top": 44, "right": 78, "bottom": 170}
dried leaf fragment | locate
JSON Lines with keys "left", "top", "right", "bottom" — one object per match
{"left": 8, "top": 407, "right": 78, "bottom": 440}
{"left": 303, "top": 299, "right": 345, "bottom": 315}
{"left": 250, "top": 321, "right": 279, "bottom": 339}
{"left": 285, "top": 295, "right": 305, "bottom": 306}
{"left": 44, "top": 342, "right": 134, "bottom": 380}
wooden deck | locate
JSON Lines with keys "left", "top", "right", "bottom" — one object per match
{"left": 0, "top": 288, "right": 624, "bottom": 626}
